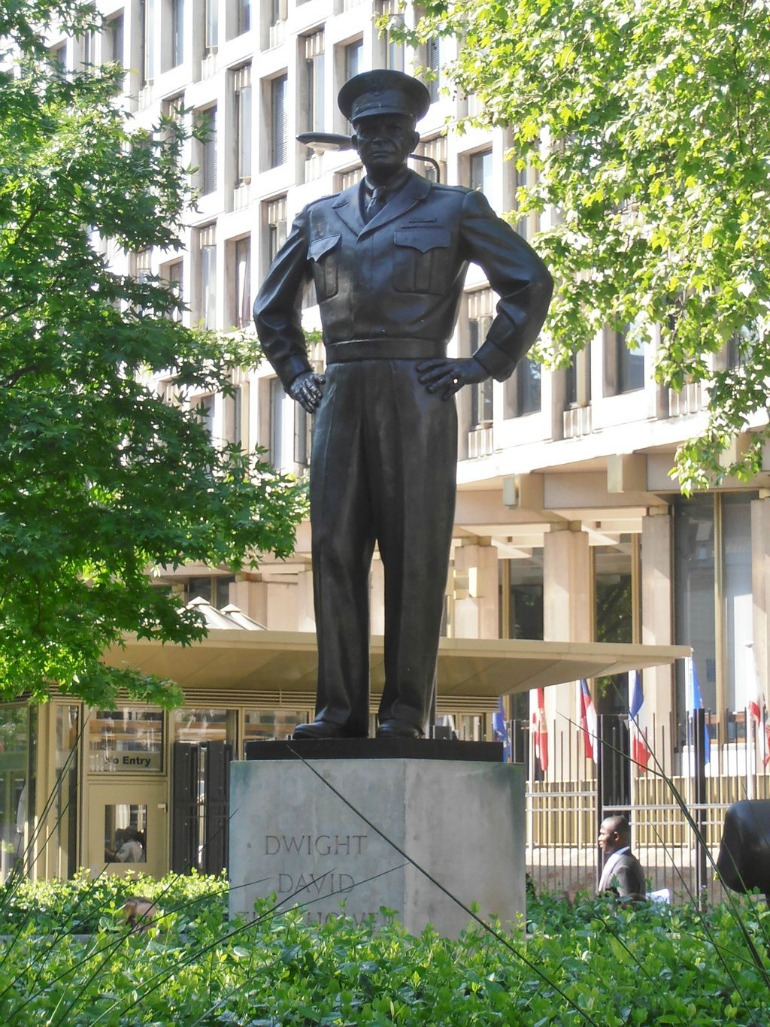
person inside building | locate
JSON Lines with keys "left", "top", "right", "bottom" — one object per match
{"left": 106, "top": 826, "right": 145, "bottom": 864}
{"left": 597, "top": 814, "right": 646, "bottom": 901}
{"left": 254, "top": 69, "right": 553, "bottom": 740}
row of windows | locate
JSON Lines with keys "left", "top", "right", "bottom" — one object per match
{"left": 61, "top": 10, "right": 437, "bottom": 176}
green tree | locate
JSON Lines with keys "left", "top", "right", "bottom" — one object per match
{"left": 0, "top": 3, "right": 305, "bottom": 706}
{"left": 402, "top": 0, "right": 770, "bottom": 491}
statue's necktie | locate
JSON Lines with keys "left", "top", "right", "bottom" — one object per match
{"left": 365, "top": 186, "right": 386, "bottom": 222}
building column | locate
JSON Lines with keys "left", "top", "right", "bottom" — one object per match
{"left": 541, "top": 525, "right": 591, "bottom": 765}
{"left": 641, "top": 508, "right": 675, "bottom": 773}
{"left": 370, "top": 557, "right": 385, "bottom": 636}
{"left": 751, "top": 495, "right": 770, "bottom": 707}
{"left": 543, "top": 524, "right": 591, "bottom": 643}
{"left": 296, "top": 567, "right": 315, "bottom": 632}
{"left": 453, "top": 539, "right": 499, "bottom": 639}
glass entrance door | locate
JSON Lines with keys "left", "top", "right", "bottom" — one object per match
{"left": 87, "top": 782, "right": 167, "bottom": 878}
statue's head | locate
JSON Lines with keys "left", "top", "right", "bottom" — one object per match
{"left": 338, "top": 70, "right": 430, "bottom": 180}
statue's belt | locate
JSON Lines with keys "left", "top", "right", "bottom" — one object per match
{"left": 325, "top": 339, "right": 446, "bottom": 362}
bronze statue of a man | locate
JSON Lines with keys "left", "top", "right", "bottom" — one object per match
{"left": 254, "top": 70, "right": 553, "bottom": 740}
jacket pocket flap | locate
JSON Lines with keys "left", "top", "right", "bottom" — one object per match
{"left": 394, "top": 227, "right": 450, "bottom": 253}
{"left": 308, "top": 235, "right": 341, "bottom": 261}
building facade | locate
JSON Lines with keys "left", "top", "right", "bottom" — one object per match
{"left": 13, "top": 0, "right": 767, "bottom": 880}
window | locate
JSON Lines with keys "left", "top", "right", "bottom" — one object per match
{"left": 565, "top": 347, "right": 591, "bottom": 407}
{"left": 199, "top": 225, "right": 217, "bottom": 330}
{"left": 615, "top": 328, "right": 645, "bottom": 393}
{"left": 171, "top": 0, "right": 184, "bottom": 66}
{"left": 378, "top": 1, "right": 404, "bottom": 71}
{"left": 0, "top": 705, "right": 35, "bottom": 878}
{"left": 233, "top": 237, "right": 251, "bottom": 329}
{"left": 265, "top": 196, "right": 287, "bottom": 265}
{"left": 269, "top": 75, "right": 287, "bottom": 168}
{"left": 238, "top": 0, "right": 251, "bottom": 35}
{"left": 271, "top": 0, "right": 287, "bottom": 28}
{"left": 181, "top": 575, "right": 235, "bottom": 607}
{"left": 425, "top": 36, "right": 441, "bottom": 102}
{"left": 294, "top": 403, "right": 312, "bottom": 466}
{"left": 224, "top": 386, "right": 243, "bottom": 446}
{"left": 233, "top": 65, "right": 252, "bottom": 184}
{"left": 89, "top": 709, "right": 164, "bottom": 773}
{"left": 50, "top": 44, "right": 66, "bottom": 69}
{"left": 416, "top": 135, "right": 446, "bottom": 184}
{"left": 270, "top": 377, "right": 288, "bottom": 467}
{"left": 205, "top": 0, "right": 218, "bottom": 51}
{"left": 245, "top": 710, "right": 310, "bottom": 743}
{"left": 725, "top": 324, "right": 756, "bottom": 369}
{"left": 172, "top": 708, "right": 230, "bottom": 743}
{"left": 594, "top": 537, "right": 637, "bottom": 713}
{"left": 194, "top": 394, "right": 216, "bottom": 438}
{"left": 108, "top": 15, "right": 124, "bottom": 66}
{"left": 81, "top": 30, "right": 95, "bottom": 69}
{"left": 675, "top": 492, "right": 756, "bottom": 726}
{"left": 135, "top": 248, "right": 152, "bottom": 284}
{"left": 55, "top": 705, "right": 79, "bottom": 878}
{"left": 469, "top": 149, "right": 493, "bottom": 196}
{"left": 198, "top": 107, "right": 217, "bottom": 195}
{"left": 141, "top": 0, "right": 156, "bottom": 85}
{"left": 166, "top": 260, "right": 183, "bottom": 321}
{"left": 303, "top": 32, "right": 325, "bottom": 133}
{"left": 164, "top": 94, "right": 185, "bottom": 168}
{"left": 499, "top": 553, "right": 544, "bottom": 640}
{"left": 104, "top": 807, "right": 147, "bottom": 862}
{"left": 344, "top": 38, "right": 363, "bottom": 82}
{"left": 468, "top": 290, "right": 493, "bottom": 428}
{"left": 510, "top": 161, "right": 533, "bottom": 239}
{"left": 504, "top": 355, "right": 541, "bottom": 417}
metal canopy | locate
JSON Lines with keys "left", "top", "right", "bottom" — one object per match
{"left": 102, "top": 631, "right": 690, "bottom": 699}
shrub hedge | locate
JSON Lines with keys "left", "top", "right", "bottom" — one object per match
{"left": 0, "top": 872, "right": 768, "bottom": 1025}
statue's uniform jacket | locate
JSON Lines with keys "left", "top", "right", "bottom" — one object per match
{"left": 255, "top": 170, "right": 553, "bottom": 735}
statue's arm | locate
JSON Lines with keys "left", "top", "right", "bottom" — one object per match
{"left": 460, "top": 189, "right": 554, "bottom": 382}
{"left": 253, "top": 210, "right": 314, "bottom": 390}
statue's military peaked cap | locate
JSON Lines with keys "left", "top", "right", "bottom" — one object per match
{"left": 338, "top": 69, "right": 431, "bottom": 124}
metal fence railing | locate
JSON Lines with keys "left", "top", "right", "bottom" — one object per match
{"left": 517, "top": 710, "right": 770, "bottom": 904}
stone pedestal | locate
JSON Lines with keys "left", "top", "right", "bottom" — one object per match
{"left": 229, "top": 742, "right": 525, "bottom": 938}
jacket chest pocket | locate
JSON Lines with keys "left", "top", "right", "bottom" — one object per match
{"left": 392, "top": 227, "right": 451, "bottom": 294}
{"left": 308, "top": 234, "right": 341, "bottom": 300}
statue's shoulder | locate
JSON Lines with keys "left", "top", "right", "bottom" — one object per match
{"left": 428, "top": 182, "right": 473, "bottom": 198}
{"left": 304, "top": 191, "right": 343, "bottom": 213}
{"left": 422, "top": 181, "right": 479, "bottom": 209}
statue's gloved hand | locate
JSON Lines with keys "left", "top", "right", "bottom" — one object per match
{"left": 416, "top": 356, "right": 489, "bottom": 400}
{"left": 288, "top": 371, "right": 326, "bottom": 413}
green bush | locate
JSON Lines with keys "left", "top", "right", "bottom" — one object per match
{"left": 0, "top": 874, "right": 768, "bottom": 1025}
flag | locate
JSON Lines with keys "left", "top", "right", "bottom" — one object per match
{"left": 532, "top": 687, "right": 549, "bottom": 775}
{"left": 492, "top": 697, "right": 511, "bottom": 762}
{"left": 745, "top": 643, "right": 768, "bottom": 768}
{"left": 746, "top": 645, "right": 770, "bottom": 768}
{"left": 628, "top": 670, "right": 651, "bottom": 771}
{"left": 684, "top": 655, "right": 711, "bottom": 765}
{"left": 578, "top": 679, "right": 598, "bottom": 763}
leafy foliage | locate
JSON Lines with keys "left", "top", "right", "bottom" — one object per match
{"left": 0, "top": 874, "right": 768, "bottom": 1024}
{"left": 0, "top": 5, "right": 306, "bottom": 706}
{"left": 400, "top": 0, "right": 770, "bottom": 491}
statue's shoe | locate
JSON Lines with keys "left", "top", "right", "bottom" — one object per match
{"left": 376, "top": 720, "right": 424, "bottom": 739}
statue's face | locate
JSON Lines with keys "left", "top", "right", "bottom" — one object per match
{"left": 351, "top": 114, "right": 420, "bottom": 180}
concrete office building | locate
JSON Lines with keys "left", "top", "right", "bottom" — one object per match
{"left": 3, "top": 0, "right": 767, "bottom": 881}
